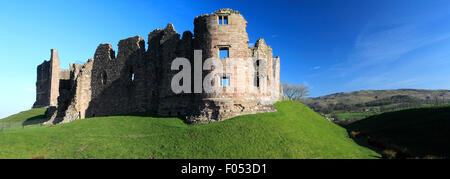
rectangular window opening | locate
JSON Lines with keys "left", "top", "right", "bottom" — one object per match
{"left": 219, "top": 48, "right": 229, "bottom": 59}
{"left": 219, "top": 16, "right": 228, "bottom": 25}
{"left": 223, "top": 16, "right": 228, "bottom": 24}
{"left": 222, "top": 77, "right": 230, "bottom": 87}
{"left": 255, "top": 60, "right": 261, "bottom": 88}
{"left": 256, "top": 76, "right": 260, "bottom": 88}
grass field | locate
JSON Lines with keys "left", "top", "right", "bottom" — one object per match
{"left": 337, "top": 112, "right": 375, "bottom": 120}
{"left": 346, "top": 105, "right": 450, "bottom": 158}
{"left": 0, "top": 101, "right": 380, "bottom": 159}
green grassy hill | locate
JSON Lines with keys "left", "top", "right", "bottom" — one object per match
{"left": 0, "top": 101, "right": 379, "bottom": 159}
{"left": 346, "top": 105, "right": 450, "bottom": 158}
{"left": 0, "top": 108, "right": 47, "bottom": 130}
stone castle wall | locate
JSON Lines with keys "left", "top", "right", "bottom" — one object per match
{"left": 33, "top": 9, "right": 283, "bottom": 125}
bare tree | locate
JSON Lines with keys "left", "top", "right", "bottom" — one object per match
{"left": 282, "top": 82, "right": 310, "bottom": 100}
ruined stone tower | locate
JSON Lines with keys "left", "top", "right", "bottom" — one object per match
{"left": 188, "top": 9, "right": 282, "bottom": 122}
{"left": 33, "top": 9, "right": 283, "bottom": 125}
{"left": 33, "top": 49, "right": 67, "bottom": 108}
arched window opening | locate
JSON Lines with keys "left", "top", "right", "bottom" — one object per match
{"left": 129, "top": 67, "right": 135, "bottom": 84}
{"left": 101, "top": 71, "right": 108, "bottom": 85}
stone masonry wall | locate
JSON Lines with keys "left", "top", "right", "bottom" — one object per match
{"left": 35, "top": 8, "right": 283, "bottom": 125}
{"left": 33, "top": 60, "right": 51, "bottom": 108}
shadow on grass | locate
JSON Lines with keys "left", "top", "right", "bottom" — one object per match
{"left": 346, "top": 132, "right": 383, "bottom": 159}
{"left": 344, "top": 106, "right": 450, "bottom": 159}
{"left": 22, "top": 114, "right": 47, "bottom": 127}
{"left": 113, "top": 111, "right": 182, "bottom": 119}
{"left": 96, "top": 111, "right": 188, "bottom": 122}
{"left": 15, "top": 110, "right": 180, "bottom": 131}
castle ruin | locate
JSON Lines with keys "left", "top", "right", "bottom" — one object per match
{"left": 33, "top": 9, "right": 283, "bottom": 125}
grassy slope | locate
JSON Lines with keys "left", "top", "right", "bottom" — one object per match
{"left": 347, "top": 105, "right": 450, "bottom": 158}
{"left": 0, "top": 108, "right": 47, "bottom": 130}
{"left": 0, "top": 101, "right": 379, "bottom": 159}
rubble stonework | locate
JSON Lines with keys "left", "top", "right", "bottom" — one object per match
{"left": 33, "top": 9, "right": 283, "bottom": 125}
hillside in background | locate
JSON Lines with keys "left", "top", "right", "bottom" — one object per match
{"left": 301, "top": 89, "right": 450, "bottom": 124}
{"left": 0, "top": 101, "right": 379, "bottom": 159}
{"left": 346, "top": 105, "right": 450, "bottom": 159}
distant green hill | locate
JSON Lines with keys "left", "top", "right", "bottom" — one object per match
{"left": 346, "top": 105, "right": 450, "bottom": 158}
{"left": 306, "top": 89, "right": 450, "bottom": 104}
{"left": 301, "top": 89, "right": 450, "bottom": 123}
{"left": 0, "top": 101, "right": 379, "bottom": 159}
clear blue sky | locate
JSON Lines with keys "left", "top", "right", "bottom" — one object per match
{"left": 1, "top": 0, "right": 450, "bottom": 118}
